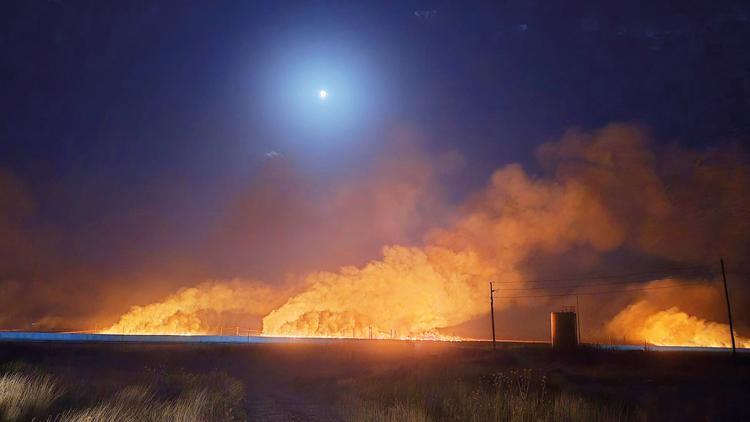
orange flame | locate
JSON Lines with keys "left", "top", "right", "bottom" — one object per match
{"left": 260, "top": 246, "right": 492, "bottom": 340}
{"left": 606, "top": 301, "right": 750, "bottom": 348}
{"left": 99, "top": 125, "right": 750, "bottom": 344}
{"left": 102, "top": 281, "right": 281, "bottom": 335}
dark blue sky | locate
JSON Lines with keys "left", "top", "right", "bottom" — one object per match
{"left": 2, "top": 1, "right": 749, "bottom": 324}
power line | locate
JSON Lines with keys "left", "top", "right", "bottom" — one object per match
{"left": 494, "top": 280, "right": 707, "bottom": 300}
{"left": 492, "top": 265, "right": 711, "bottom": 285}
{"left": 494, "top": 272, "right": 720, "bottom": 291}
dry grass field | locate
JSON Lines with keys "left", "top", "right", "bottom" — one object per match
{"left": 0, "top": 340, "right": 747, "bottom": 421}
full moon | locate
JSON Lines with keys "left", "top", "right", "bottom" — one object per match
{"left": 319, "top": 89, "right": 328, "bottom": 99}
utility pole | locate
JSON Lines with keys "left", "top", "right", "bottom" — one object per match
{"left": 490, "top": 282, "right": 498, "bottom": 350}
{"left": 576, "top": 295, "right": 581, "bottom": 344}
{"left": 720, "top": 258, "right": 736, "bottom": 356}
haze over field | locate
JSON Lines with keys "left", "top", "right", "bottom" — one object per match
{"left": 103, "top": 125, "right": 750, "bottom": 347}
{"left": 2, "top": 2, "right": 749, "bottom": 347}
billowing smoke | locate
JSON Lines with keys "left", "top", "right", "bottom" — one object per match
{"left": 103, "top": 280, "right": 285, "bottom": 335}
{"left": 0, "top": 169, "right": 40, "bottom": 274}
{"left": 607, "top": 300, "right": 750, "bottom": 348}
{"left": 262, "top": 246, "right": 490, "bottom": 338}
{"left": 603, "top": 278, "right": 748, "bottom": 347}
{"left": 259, "top": 124, "right": 750, "bottom": 339}
{"left": 84, "top": 124, "right": 750, "bottom": 342}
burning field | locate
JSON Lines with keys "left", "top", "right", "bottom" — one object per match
{"left": 6, "top": 4, "right": 750, "bottom": 421}
{"left": 606, "top": 300, "right": 750, "bottom": 348}
{"left": 96, "top": 124, "right": 750, "bottom": 348}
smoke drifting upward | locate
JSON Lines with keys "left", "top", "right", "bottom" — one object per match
{"left": 0, "top": 169, "right": 40, "bottom": 274}
{"left": 101, "top": 123, "right": 750, "bottom": 343}
{"left": 261, "top": 124, "right": 750, "bottom": 339}
{"left": 204, "top": 135, "right": 459, "bottom": 280}
{"left": 602, "top": 278, "right": 748, "bottom": 347}
{"left": 262, "top": 246, "right": 491, "bottom": 338}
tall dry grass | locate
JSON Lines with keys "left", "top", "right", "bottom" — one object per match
{"left": 52, "top": 371, "right": 245, "bottom": 422}
{"left": 0, "top": 365, "right": 245, "bottom": 421}
{"left": 339, "top": 368, "right": 642, "bottom": 422}
{"left": 0, "top": 372, "right": 62, "bottom": 420}
{"left": 54, "top": 386, "right": 214, "bottom": 422}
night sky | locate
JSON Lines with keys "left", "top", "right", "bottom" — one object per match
{"left": 2, "top": 1, "right": 750, "bottom": 330}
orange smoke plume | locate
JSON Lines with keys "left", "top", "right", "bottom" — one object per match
{"left": 103, "top": 281, "right": 282, "bottom": 335}
{"left": 261, "top": 246, "right": 492, "bottom": 338}
{"left": 101, "top": 124, "right": 750, "bottom": 343}
{"left": 607, "top": 300, "right": 749, "bottom": 348}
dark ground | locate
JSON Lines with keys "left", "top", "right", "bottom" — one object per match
{"left": 1, "top": 340, "right": 749, "bottom": 421}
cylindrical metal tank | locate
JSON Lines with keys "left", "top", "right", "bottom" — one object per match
{"left": 550, "top": 311, "right": 578, "bottom": 351}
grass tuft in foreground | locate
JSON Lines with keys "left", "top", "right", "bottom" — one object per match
{"left": 54, "top": 387, "right": 215, "bottom": 422}
{"left": 0, "top": 372, "right": 62, "bottom": 420}
{"left": 339, "top": 368, "right": 642, "bottom": 422}
{"left": 0, "top": 364, "right": 245, "bottom": 421}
